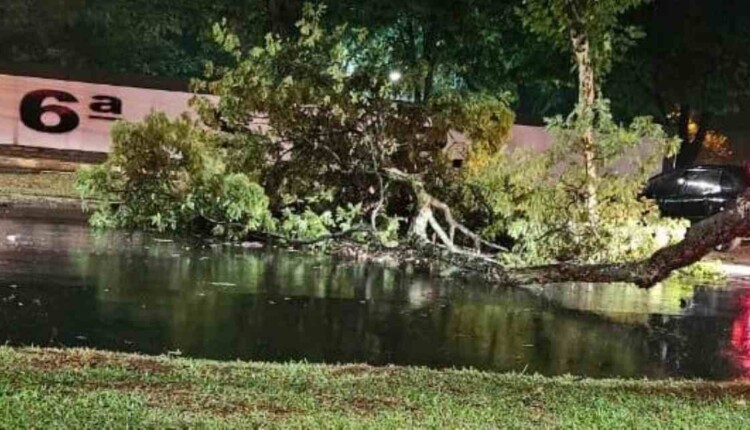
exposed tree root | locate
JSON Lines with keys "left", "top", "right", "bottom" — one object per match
{"left": 383, "top": 168, "right": 508, "bottom": 253}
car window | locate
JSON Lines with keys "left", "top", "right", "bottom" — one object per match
{"left": 682, "top": 169, "right": 722, "bottom": 196}
{"left": 646, "top": 172, "right": 682, "bottom": 196}
{"left": 721, "top": 170, "right": 747, "bottom": 193}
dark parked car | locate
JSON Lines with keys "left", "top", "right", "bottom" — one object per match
{"left": 644, "top": 165, "right": 748, "bottom": 221}
{"left": 644, "top": 165, "right": 748, "bottom": 251}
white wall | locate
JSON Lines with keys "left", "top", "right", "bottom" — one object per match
{"left": 0, "top": 74, "right": 196, "bottom": 153}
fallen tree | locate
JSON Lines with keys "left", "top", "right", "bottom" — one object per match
{"left": 507, "top": 198, "right": 748, "bottom": 288}
{"left": 386, "top": 167, "right": 746, "bottom": 289}
{"left": 78, "top": 6, "right": 734, "bottom": 290}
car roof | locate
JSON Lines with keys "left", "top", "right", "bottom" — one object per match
{"left": 647, "top": 165, "right": 747, "bottom": 186}
{"left": 687, "top": 164, "right": 741, "bottom": 171}
{"left": 651, "top": 164, "right": 742, "bottom": 178}
{"left": 689, "top": 164, "right": 746, "bottom": 176}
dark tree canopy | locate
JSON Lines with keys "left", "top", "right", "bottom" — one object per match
{"left": 0, "top": 0, "right": 83, "bottom": 66}
{"left": 0, "top": 0, "right": 299, "bottom": 78}
{"left": 325, "top": 0, "right": 573, "bottom": 118}
{"left": 4, "top": 0, "right": 750, "bottom": 165}
{"left": 607, "top": 0, "right": 750, "bottom": 167}
{"left": 0, "top": 0, "right": 573, "bottom": 120}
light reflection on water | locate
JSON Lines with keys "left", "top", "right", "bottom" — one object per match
{"left": 1, "top": 217, "right": 750, "bottom": 380}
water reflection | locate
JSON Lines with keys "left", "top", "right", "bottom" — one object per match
{"left": 730, "top": 286, "right": 750, "bottom": 377}
{"left": 1, "top": 217, "right": 750, "bottom": 379}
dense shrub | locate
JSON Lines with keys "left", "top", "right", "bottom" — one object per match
{"left": 77, "top": 113, "right": 273, "bottom": 238}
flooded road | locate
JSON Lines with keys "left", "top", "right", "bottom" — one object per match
{"left": 1, "top": 217, "right": 750, "bottom": 379}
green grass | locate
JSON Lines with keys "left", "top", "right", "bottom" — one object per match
{"left": 0, "top": 172, "right": 78, "bottom": 198}
{"left": 0, "top": 347, "right": 748, "bottom": 428}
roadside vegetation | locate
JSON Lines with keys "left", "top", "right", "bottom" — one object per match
{"left": 75, "top": 3, "right": 718, "bottom": 288}
{"left": 2, "top": 1, "right": 750, "bottom": 426}
{"left": 0, "top": 172, "right": 78, "bottom": 198}
{"left": 1, "top": 347, "right": 749, "bottom": 428}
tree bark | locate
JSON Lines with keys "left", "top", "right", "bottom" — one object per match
{"left": 519, "top": 191, "right": 750, "bottom": 287}
{"left": 421, "top": 25, "right": 437, "bottom": 104}
{"left": 383, "top": 168, "right": 506, "bottom": 253}
{"left": 571, "top": 29, "right": 599, "bottom": 224}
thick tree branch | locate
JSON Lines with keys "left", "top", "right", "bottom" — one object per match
{"left": 383, "top": 168, "right": 508, "bottom": 253}
{"left": 386, "top": 167, "right": 750, "bottom": 289}
{"left": 279, "top": 225, "right": 375, "bottom": 246}
{"left": 425, "top": 190, "right": 750, "bottom": 288}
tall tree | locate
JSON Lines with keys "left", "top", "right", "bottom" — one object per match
{"left": 72, "top": 0, "right": 277, "bottom": 78}
{"left": 267, "top": 0, "right": 303, "bottom": 36}
{"left": 522, "top": 0, "right": 647, "bottom": 222}
{"left": 0, "top": 0, "right": 283, "bottom": 79}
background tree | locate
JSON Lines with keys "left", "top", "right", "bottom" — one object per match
{"left": 607, "top": 0, "right": 750, "bottom": 168}
{"left": 0, "top": 0, "right": 574, "bottom": 123}
{"left": 0, "top": 0, "right": 301, "bottom": 79}
{"left": 0, "top": 0, "right": 83, "bottom": 66}
{"left": 522, "top": 0, "right": 647, "bottom": 221}
{"left": 327, "top": 0, "right": 573, "bottom": 119}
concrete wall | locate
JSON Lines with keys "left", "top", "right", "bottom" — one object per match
{"left": 0, "top": 73, "right": 196, "bottom": 154}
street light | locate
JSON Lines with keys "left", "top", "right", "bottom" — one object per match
{"left": 388, "top": 70, "right": 402, "bottom": 83}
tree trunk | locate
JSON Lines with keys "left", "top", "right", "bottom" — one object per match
{"left": 421, "top": 25, "right": 437, "bottom": 104}
{"left": 511, "top": 190, "right": 750, "bottom": 287}
{"left": 571, "top": 30, "right": 598, "bottom": 224}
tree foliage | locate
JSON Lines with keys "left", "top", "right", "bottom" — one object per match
{"left": 521, "top": 0, "right": 647, "bottom": 78}
{"left": 78, "top": 4, "right": 514, "bottom": 246}
{"left": 196, "top": 3, "right": 514, "bottom": 217}
{"left": 0, "top": 0, "right": 83, "bottom": 66}
{"left": 609, "top": 0, "right": 750, "bottom": 122}
{"left": 77, "top": 113, "right": 274, "bottom": 238}
{"left": 607, "top": 0, "right": 750, "bottom": 168}
{"left": 326, "top": 0, "right": 573, "bottom": 118}
{"left": 520, "top": 0, "right": 650, "bottom": 223}
{"left": 463, "top": 101, "right": 684, "bottom": 265}
{"left": 0, "top": 0, "right": 296, "bottom": 78}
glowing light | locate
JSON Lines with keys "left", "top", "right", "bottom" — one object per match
{"left": 687, "top": 118, "right": 699, "bottom": 136}
{"left": 703, "top": 131, "right": 733, "bottom": 160}
{"left": 388, "top": 71, "right": 402, "bottom": 83}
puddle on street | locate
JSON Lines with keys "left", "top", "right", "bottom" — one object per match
{"left": 2, "top": 217, "right": 750, "bottom": 380}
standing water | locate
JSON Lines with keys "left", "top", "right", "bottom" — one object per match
{"left": 1, "top": 216, "right": 750, "bottom": 380}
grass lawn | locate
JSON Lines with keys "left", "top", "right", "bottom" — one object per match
{"left": 0, "top": 172, "right": 79, "bottom": 199}
{"left": 0, "top": 347, "right": 749, "bottom": 429}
